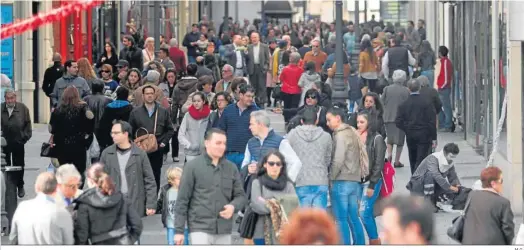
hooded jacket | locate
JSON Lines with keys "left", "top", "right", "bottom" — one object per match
{"left": 96, "top": 101, "right": 134, "bottom": 150}
{"left": 73, "top": 188, "right": 143, "bottom": 245}
{"left": 286, "top": 125, "right": 332, "bottom": 187}
{"left": 119, "top": 43, "right": 143, "bottom": 71}
{"left": 298, "top": 72, "right": 321, "bottom": 106}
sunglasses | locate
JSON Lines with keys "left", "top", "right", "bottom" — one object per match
{"left": 306, "top": 95, "right": 317, "bottom": 99}
{"left": 266, "top": 161, "right": 282, "bottom": 167}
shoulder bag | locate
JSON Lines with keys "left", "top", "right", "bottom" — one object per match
{"left": 134, "top": 109, "right": 159, "bottom": 153}
{"left": 238, "top": 179, "right": 263, "bottom": 239}
{"left": 447, "top": 196, "right": 471, "bottom": 243}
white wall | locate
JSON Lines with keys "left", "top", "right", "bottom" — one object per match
{"left": 211, "top": 1, "right": 262, "bottom": 31}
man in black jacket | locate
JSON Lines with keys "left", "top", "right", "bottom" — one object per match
{"left": 129, "top": 85, "right": 174, "bottom": 192}
{"left": 182, "top": 24, "right": 201, "bottom": 64}
{"left": 119, "top": 35, "right": 143, "bottom": 71}
{"left": 395, "top": 79, "right": 437, "bottom": 174}
{"left": 1, "top": 89, "right": 32, "bottom": 198}
{"left": 42, "top": 53, "right": 64, "bottom": 106}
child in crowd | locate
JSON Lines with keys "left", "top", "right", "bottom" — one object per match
{"left": 157, "top": 167, "right": 188, "bottom": 245}
{"left": 347, "top": 65, "right": 362, "bottom": 113}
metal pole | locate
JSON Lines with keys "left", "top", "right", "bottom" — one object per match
{"left": 153, "top": 1, "right": 161, "bottom": 51}
{"left": 332, "top": 0, "right": 347, "bottom": 105}
{"left": 303, "top": 0, "right": 307, "bottom": 22}
{"left": 355, "top": 0, "right": 360, "bottom": 40}
{"left": 223, "top": 0, "right": 229, "bottom": 34}
{"left": 364, "top": 0, "right": 368, "bottom": 23}
{"left": 261, "top": 0, "right": 265, "bottom": 35}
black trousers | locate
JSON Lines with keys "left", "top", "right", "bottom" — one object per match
{"left": 164, "top": 129, "right": 179, "bottom": 158}
{"left": 4, "top": 143, "right": 25, "bottom": 188}
{"left": 405, "top": 133, "right": 432, "bottom": 175}
{"left": 281, "top": 92, "right": 301, "bottom": 122}
{"left": 362, "top": 78, "right": 379, "bottom": 93}
{"left": 266, "top": 87, "right": 274, "bottom": 106}
{"left": 57, "top": 147, "right": 87, "bottom": 188}
{"left": 249, "top": 65, "right": 268, "bottom": 106}
{"left": 147, "top": 149, "right": 163, "bottom": 194}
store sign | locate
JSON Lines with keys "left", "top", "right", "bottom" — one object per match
{"left": 0, "top": 4, "right": 14, "bottom": 84}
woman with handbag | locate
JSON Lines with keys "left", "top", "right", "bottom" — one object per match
{"left": 74, "top": 163, "right": 143, "bottom": 245}
{"left": 461, "top": 167, "right": 514, "bottom": 245}
{"left": 355, "top": 110, "right": 386, "bottom": 245}
{"left": 177, "top": 92, "right": 211, "bottom": 163}
{"left": 49, "top": 86, "right": 94, "bottom": 186}
{"left": 248, "top": 150, "right": 297, "bottom": 245}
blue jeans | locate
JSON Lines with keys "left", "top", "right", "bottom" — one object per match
{"left": 188, "top": 56, "right": 196, "bottom": 64}
{"left": 438, "top": 88, "right": 453, "bottom": 129}
{"left": 226, "top": 152, "right": 244, "bottom": 171}
{"left": 167, "top": 228, "right": 189, "bottom": 245}
{"left": 253, "top": 238, "right": 265, "bottom": 245}
{"left": 331, "top": 180, "right": 365, "bottom": 245}
{"left": 295, "top": 185, "right": 329, "bottom": 209}
{"left": 421, "top": 70, "right": 434, "bottom": 85}
{"left": 359, "top": 181, "right": 382, "bottom": 240}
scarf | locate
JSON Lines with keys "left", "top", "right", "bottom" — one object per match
{"left": 258, "top": 174, "right": 287, "bottom": 191}
{"left": 264, "top": 199, "right": 287, "bottom": 245}
{"left": 188, "top": 104, "right": 211, "bottom": 120}
{"left": 349, "top": 126, "right": 369, "bottom": 179}
{"left": 432, "top": 150, "right": 453, "bottom": 173}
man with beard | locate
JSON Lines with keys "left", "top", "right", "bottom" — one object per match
{"left": 119, "top": 35, "right": 143, "bottom": 71}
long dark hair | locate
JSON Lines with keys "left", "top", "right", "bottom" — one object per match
{"left": 211, "top": 91, "right": 233, "bottom": 110}
{"left": 103, "top": 41, "right": 117, "bottom": 57}
{"left": 256, "top": 149, "right": 288, "bottom": 180}
{"left": 361, "top": 92, "right": 384, "bottom": 115}
{"left": 361, "top": 39, "right": 375, "bottom": 64}
{"left": 164, "top": 68, "right": 177, "bottom": 84}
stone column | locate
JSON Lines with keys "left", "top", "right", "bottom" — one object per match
{"left": 13, "top": 1, "right": 34, "bottom": 125}
{"left": 38, "top": 0, "right": 54, "bottom": 123}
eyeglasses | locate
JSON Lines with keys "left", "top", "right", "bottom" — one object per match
{"left": 306, "top": 95, "right": 317, "bottom": 99}
{"left": 101, "top": 70, "right": 111, "bottom": 73}
{"left": 266, "top": 161, "right": 282, "bottom": 167}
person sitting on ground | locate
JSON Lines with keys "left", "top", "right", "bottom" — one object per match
{"left": 406, "top": 143, "right": 461, "bottom": 212}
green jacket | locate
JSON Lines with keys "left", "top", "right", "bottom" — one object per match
{"left": 174, "top": 153, "right": 246, "bottom": 235}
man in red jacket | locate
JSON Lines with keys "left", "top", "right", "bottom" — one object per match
{"left": 279, "top": 52, "right": 304, "bottom": 123}
{"left": 436, "top": 46, "right": 453, "bottom": 132}
{"left": 169, "top": 38, "right": 187, "bottom": 75}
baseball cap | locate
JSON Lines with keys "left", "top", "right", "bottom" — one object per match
{"left": 116, "top": 59, "right": 129, "bottom": 68}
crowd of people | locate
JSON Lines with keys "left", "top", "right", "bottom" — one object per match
{"left": 0, "top": 15, "right": 515, "bottom": 246}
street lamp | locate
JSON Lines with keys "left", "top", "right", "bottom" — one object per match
{"left": 331, "top": 0, "right": 348, "bottom": 105}
{"left": 223, "top": 0, "right": 229, "bottom": 34}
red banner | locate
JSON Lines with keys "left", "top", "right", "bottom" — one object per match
{"left": 0, "top": 0, "right": 103, "bottom": 40}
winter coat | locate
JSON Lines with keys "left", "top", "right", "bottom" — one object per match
{"left": 298, "top": 72, "right": 321, "bottom": 106}
{"left": 171, "top": 76, "right": 198, "bottom": 122}
{"left": 286, "top": 125, "right": 332, "bottom": 187}
{"left": 462, "top": 190, "right": 514, "bottom": 245}
{"left": 128, "top": 104, "right": 174, "bottom": 148}
{"left": 83, "top": 94, "right": 113, "bottom": 133}
{"left": 73, "top": 188, "right": 143, "bottom": 245}
{"left": 96, "top": 101, "right": 134, "bottom": 150}
{"left": 51, "top": 75, "right": 91, "bottom": 108}
{"left": 250, "top": 178, "right": 296, "bottom": 241}
{"left": 181, "top": 92, "right": 216, "bottom": 114}
{"left": 43, "top": 62, "right": 64, "bottom": 97}
{"left": 1, "top": 102, "right": 32, "bottom": 145}
{"left": 178, "top": 112, "right": 210, "bottom": 157}
{"left": 100, "top": 143, "right": 158, "bottom": 217}
{"left": 50, "top": 103, "right": 94, "bottom": 153}
{"left": 174, "top": 153, "right": 247, "bottom": 235}
{"left": 119, "top": 46, "right": 143, "bottom": 71}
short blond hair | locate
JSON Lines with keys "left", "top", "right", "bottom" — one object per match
{"left": 166, "top": 167, "right": 183, "bottom": 184}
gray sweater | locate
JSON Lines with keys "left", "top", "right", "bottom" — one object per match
{"left": 286, "top": 125, "right": 332, "bottom": 187}
{"left": 51, "top": 75, "right": 91, "bottom": 107}
{"left": 250, "top": 178, "right": 296, "bottom": 241}
{"left": 178, "top": 112, "right": 210, "bottom": 156}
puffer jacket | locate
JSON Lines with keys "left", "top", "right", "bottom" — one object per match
{"left": 73, "top": 188, "right": 143, "bottom": 245}
{"left": 330, "top": 123, "right": 364, "bottom": 182}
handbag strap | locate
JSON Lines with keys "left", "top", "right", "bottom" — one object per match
{"left": 461, "top": 195, "right": 472, "bottom": 216}
{"left": 153, "top": 105, "right": 158, "bottom": 135}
